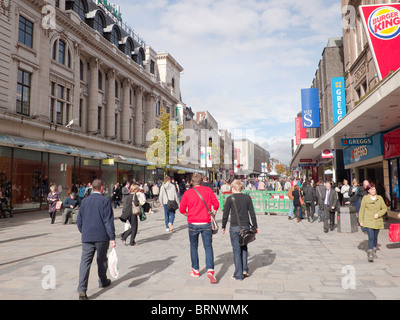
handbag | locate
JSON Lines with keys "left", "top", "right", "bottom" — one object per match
{"left": 55, "top": 200, "right": 63, "bottom": 211}
{"left": 231, "top": 195, "right": 257, "bottom": 246}
{"left": 389, "top": 224, "right": 400, "bottom": 242}
{"left": 193, "top": 187, "right": 218, "bottom": 234}
{"left": 163, "top": 187, "right": 179, "bottom": 211}
{"left": 132, "top": 194, "right": 142, "bottom": 216}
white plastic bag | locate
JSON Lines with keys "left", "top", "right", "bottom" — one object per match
{"left": 108, "top": 248, "right": 119, "bottom": 279}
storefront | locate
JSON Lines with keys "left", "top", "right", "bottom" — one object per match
{"left": 0, "top": 135, "right": 153, "bottom": 211}
{"left": 343, "top": 133, "right": 384, "bottom": 185}
{"left": 383, "top": 128, "right": 400, "bottom": 212}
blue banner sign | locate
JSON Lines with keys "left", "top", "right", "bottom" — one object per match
{"left": 301, "top": 88, "right": 320, "bottom": 128}
{"left": 341, "top": 137, "right": 373, "bottom": 147}
{"left": 331, "top": 77, "right": 347, "bottom": 125}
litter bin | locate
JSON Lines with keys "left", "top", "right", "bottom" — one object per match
{"left": 337, "top": 205, "right": 358, "bottom": 233}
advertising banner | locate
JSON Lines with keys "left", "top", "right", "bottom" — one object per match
{"left": 200, "top": 147, "right": 205, "bottom": 168}
{"left": 331, "top": 77, "right": 347, "bottom": 125}
{"left": 360, "top": 4, "right": 400, "bottom": 80}
{"left": 295, "top": 117, "right": 307, "bottom": 146}
{"left": 383, "top": 127, "right": 400, "bottom": 159}
{"left": 301, "top": 88, "right": 320, "bottom": 128}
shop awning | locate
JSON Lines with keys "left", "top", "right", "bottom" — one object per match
{"left": 314, "top": 69, "right": 400, "bottom": 151}
{"left": 290, "top": 138, "right": 319, "bottom": 168}
{"left": 0, "top": 134, "right": 108, "bottom": 159}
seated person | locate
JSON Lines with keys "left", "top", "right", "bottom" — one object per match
{"left": 62, "top": 192, "right": 79, "bottom": 224}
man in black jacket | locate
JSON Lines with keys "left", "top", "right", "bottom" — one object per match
{"left": 302, "top": 181, "right": 317, "bottom": 223}
{"left": 76, "top": 179, "right": 116, "bottom": 300}
{"left": 322, "top": 181, "right": 338, "bottom": 233}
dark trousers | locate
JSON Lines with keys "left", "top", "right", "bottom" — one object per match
{"left": 305, "top": 202, "right": 315, "bottom": 220}
{"left": 121, "top": 214, "right": 138, "bottom": 245}
{"left": 323, "top": 205, "right": 335, "bottom": 230}
{"left": 77, "top": 241, "right": 109, "bottom": 293}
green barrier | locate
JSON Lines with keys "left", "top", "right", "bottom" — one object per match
{"left": 218, "top": 190, "right": 291, "bottom": 214}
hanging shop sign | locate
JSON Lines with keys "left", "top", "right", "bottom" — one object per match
{"left": 360, "top": 4, "right": 400, "bottom": 80}
{"left": 341, "top": 137, "right": 373, "bottom": 147}
{"left": 331, "top": 77, "right": 347, "bottom": 124}
{"left": 343, "top": 133, "right": 383, "bottom": 166}
{"left": 301, "top": 88, "right": 320, "bottom": 128}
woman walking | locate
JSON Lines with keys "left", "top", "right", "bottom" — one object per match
{"left": 292, "top": 184, "right": 302, "bottom": 222}
{"left": 221, "top": 180, "right": 258, "bottom": 281}
{"left": 47, "top": 184, "right": 60, "bottom": 224}
{"left": 159, "top": 176, "right": 179, "bottom": 232}
{"left": 120, "top": 185, "right": 141, "bottom": 246}
{"left": 359, "top": 183, "right": 387, "bottom": 262}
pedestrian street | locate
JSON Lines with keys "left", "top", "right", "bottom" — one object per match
{"left": 1, "top": 206, "right": 400, "bottom": 300}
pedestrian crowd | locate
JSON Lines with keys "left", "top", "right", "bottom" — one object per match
{"left": 43, "top": 173, "right": 399, "bottom": 300}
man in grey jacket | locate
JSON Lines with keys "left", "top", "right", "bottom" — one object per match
{"left": 321, "top": 181, "right": 338, "bottom": 233}
{"left": 159, "top": 176, "right": 179, "bottom": 232}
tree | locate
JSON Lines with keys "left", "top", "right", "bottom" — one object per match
{"left": 145, "top": 108, "right": 183, "bottom": 168}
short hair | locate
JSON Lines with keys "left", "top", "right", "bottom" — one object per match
{"left": 130, "top": 184, "right": 139, "bottom": 193}
{"left": 92, "top": 179, "right": 104, "bottom": 191}
{"left": 365, "top": 182, "right": 375, "bottom": 193}
{"left": 231, "top": 179, "right": 243, "bottom": 191}
{"left": 191, "top": 174, "right": 203, "bottom": 186}
{"left": 164, "top": 176, "right": 171, "bottom": 183}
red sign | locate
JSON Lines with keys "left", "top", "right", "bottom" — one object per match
{"left": 383, "top": 127, "right": 400, "bottom": 159}
{"left": 360, "top": 4, "right": 400, "bottom": 80}
{"left": 322, "top": 149, "right": 333, "bottom": 159}
{"left": 300, "top": 159, "right": 313, "bottom": 163}
{"left": 295, "top": 117, "right": 307, "bottom": 146}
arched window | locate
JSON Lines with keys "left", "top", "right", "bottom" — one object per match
{"left": 52, "top": 39, "right": 72, "bottom": 68}
{"left": 72, "top": 0, "right": 87, "bottom": 21}
{"left": 108, "top": 25, "right": 121, "bottom": 48}
{"left": 93, "top": 11, "right": 106, "bottom": 36}
{"left": 133, "top": 47, "right": 145, "bottom": 67}
{"left": 123, "top": 37, "right": 134, "bottom": 57}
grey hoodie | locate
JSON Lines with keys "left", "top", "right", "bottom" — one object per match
{"left": 159, "top": 182, "right": 179, "bottom": 205}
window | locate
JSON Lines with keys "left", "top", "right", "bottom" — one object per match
{"left": 156, "top": 101, "right": 161, "bottom": 116}
{"left": 72, "top": 0, "right": 87, "bottom": 21}
{"left": 16, "top": 69, "right": 31, "bottom": 116}
{"left": 124, "top": 38, "right": 134, "bottom": 57}
{"left": 93, "top": 11, "right": 105, "bottom": 36}
{"left": 58, "top": 40, "right": 65, "bottom": 65}
{"left": 98, "top": 71, "right": 103, "bottom": 90}
{"left": 171, "top": 78, "right": 175, "bottom": 89}
{"left": 97, "top": 106, "right": 102, "bottom": 131}
{"left": 80, "top": 60, "right": 84, "bottom": 81}
{"left": 52, "top": 39, "right": 71, "bottom": 68}
{"left": 109, "top": 26, "right": 121, "bottom": 48}
{"left": 18, "top": 16, "right": 33, "bottom": 48}
{"left": 50, "top": 82, "right": 72, "bottom": 125}
{"left": 150, "top": 60, "right": 155, "bottom": 75}
{"left": 115, "top": 80, "right": 118, "bottom": 98}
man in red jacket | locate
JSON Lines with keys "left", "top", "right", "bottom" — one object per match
{"left": 179, "top": 174, "right": 219, "bottom": 284}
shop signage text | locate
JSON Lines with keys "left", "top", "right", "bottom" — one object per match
{"left": 341, "top": 137, "right": 373, "bottom": 147}
{"left": 331, "top": 77, "right": 347, "bottom": 125}
{"left": 360, "top": 4, "right": 400, "bottom": 80}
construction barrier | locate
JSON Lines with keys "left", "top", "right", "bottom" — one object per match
{"left": 218, "top": 190, "right": 291, "bottom": 214}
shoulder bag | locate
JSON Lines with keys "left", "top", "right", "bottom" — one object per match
{"left": 163, "top": 186, "right": 179, "bottom": 211}
{"left": 193, "top": 187, "right": 218, "bottom": 234}
{"left": 231, "top": 195, "right": 257, "bottom": 246}
{"left": 132, "top": 194, "right": 142, "bottom": 216}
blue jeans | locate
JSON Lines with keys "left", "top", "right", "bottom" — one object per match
{"left": 365, "top": 228, "right": 380, "bottom": 250}
{"left": 229, "top": 226, "right": 249, "bottom": 280}
{"left": 163, "top": 204, "right": 175, "bottom": 229}
{"left": 288, "top": 200, "right": 294, "bottom": 218}
{"left": 188, "top": 223, "right": 214, "bottom": 271}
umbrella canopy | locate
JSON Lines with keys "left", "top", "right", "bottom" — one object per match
{"left": 267, "top": 171, "right": 280, "bottom": 176}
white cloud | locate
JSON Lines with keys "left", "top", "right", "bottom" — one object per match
{"left": 118, "top": 0, "right": 342, "bottom": 165}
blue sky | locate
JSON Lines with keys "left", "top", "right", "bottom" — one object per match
{"left": 118, "top": 0, "right": 343, "bottom": 165}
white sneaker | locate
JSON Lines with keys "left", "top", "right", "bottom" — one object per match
{"left": 166, "top": 228, "right": 170, "bottom": 232}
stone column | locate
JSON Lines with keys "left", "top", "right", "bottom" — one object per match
{"left": 134, "top": 86, "right": 143, "bottom": 146}
{"left": 106, "top": 69, "right": 116, "bottom": 138}
{"left": 121, "top": 78, "right": 131, "bottom": 142}
{"left": 88, "top": 58, "right": 99, "bottom": 133}
{"left": 144, "top": 93, "right": 157, "bottom": 147}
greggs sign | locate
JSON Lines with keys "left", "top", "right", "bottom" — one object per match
{"left": 360, "top": 4, "right": 400, "bottom": 80}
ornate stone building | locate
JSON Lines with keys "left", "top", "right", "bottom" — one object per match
{"left": 0, "top": 0, "right": 189, "bottom": 210}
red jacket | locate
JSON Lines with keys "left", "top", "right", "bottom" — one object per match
{"left": 179, "top": 186, "right": 219, "bottom": 224}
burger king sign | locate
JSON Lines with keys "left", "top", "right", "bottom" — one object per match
{"left": 360, "top": 4, "right": 400, "bottom": 80}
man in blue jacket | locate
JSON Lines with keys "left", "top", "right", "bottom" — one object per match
{"left": 76, "top": 179, "right": 116, "bottom": 300}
